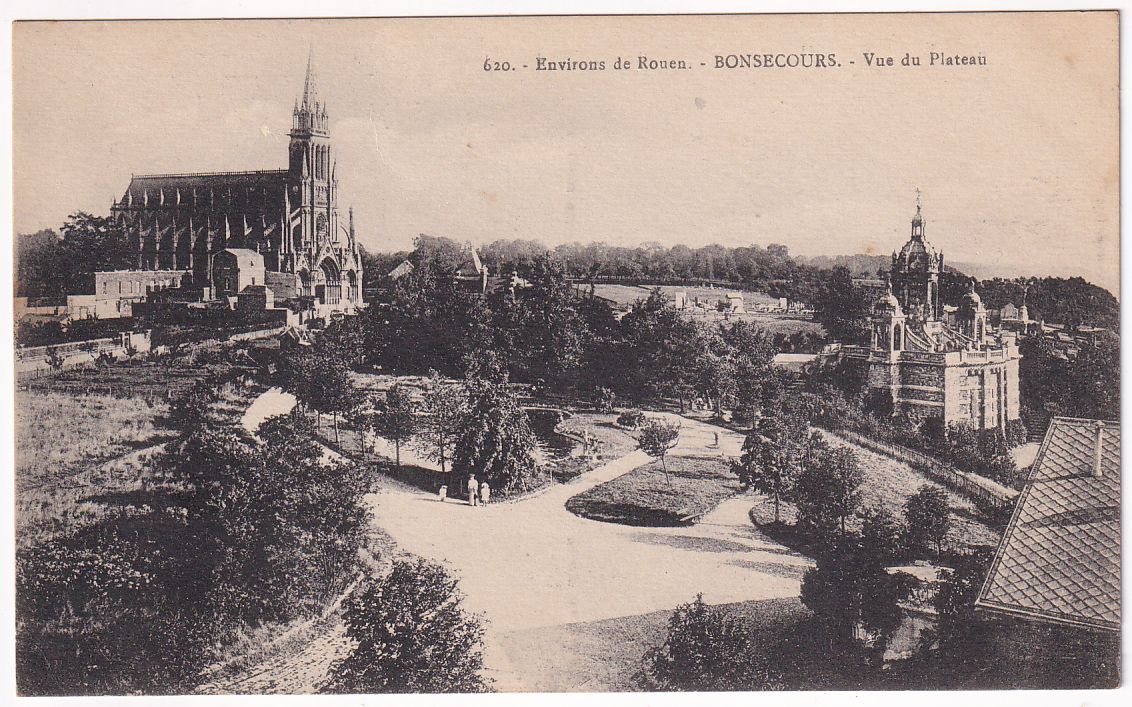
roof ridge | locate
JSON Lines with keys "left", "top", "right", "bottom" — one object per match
{"left": 1049, "top": 415, "right": 1120, "bottom": 425}
{"left": 132, "top": 169, "right": 288, "bottom": 180}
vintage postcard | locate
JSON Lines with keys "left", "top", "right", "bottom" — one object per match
{"left": 9, "top": 10, "right": 1121, "bottom": 698}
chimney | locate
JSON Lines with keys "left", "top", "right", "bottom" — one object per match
{"left": 1093, "top": 421, "right": 1106, "bottom": 478}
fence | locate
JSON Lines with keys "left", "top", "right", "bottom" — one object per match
{"left": 823, "top": 427, "right": 1018, "bottom": 510}
{"left": 15, "top": 331, "right": 152, "bottom": 374}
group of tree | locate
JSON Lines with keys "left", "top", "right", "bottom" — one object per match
{"left": 370, "top": 235, "right": 827, "bottom": 303}
{"left": 1019, "top": 332, "right": 1120, "bottom": 425}
{"left": 734, "top": 410, "right": 871, "bottom": 538}
{"left": 352, "top": 236, "right": 796, "bottom": 415}
{"left": 16, "top": 213, "right": 135, "bottom": 299}
{"left": 279, "top": 322, "right": 544, "bottom": 498}
{"left": 975, "top": 276, "right": 1119, "bottom": 330}
{"left": 801, "top": 368, "right": 1026, "bottom": 487}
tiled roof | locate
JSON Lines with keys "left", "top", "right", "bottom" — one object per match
{"left": 976, "top": 417, "right": 1120, "bottom": 632}
{"left": 118, "top": 170, "right": 289, "bottom": 208}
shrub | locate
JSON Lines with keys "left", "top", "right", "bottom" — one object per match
{"left": 617, "top": 408, "right": 647, "bottom": 429}
{"left": 643, "top": 594, "right": 780, "bottom": 691}
{"left": 592, "top": 386, "right": 617, "bottom": 413}
{"left": 325, "top": 557, "right": 490, "bottom": 694}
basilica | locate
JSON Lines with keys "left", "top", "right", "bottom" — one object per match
{"left": 108, "top": 55, "right": 363, "bottom": 313}
{"left": 840, "top": 201, "right": 1021, "bottom": 431}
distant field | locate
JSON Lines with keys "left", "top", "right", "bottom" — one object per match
{"left": 653, "top": 285, "right": 778, "bottom": 306}
{"left": 588, "top": 283, "right": 777, "bottom": 308}
{"left": 585, "top": 283, "right": 824, "bottom": 339}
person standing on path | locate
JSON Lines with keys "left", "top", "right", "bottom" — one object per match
{"left": 467, "top": 474, "right": 479, "bottom": 506}
{"left": 479, "top": 480, "right": 491, "bottom": 507}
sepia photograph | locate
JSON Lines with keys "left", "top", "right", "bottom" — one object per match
{"left": 6, "top": 7, "right": 1122, "bottom": 699}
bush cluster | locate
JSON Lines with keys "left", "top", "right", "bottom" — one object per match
{"left": 800, "top": 388, "right": 1026, "bottom": 487}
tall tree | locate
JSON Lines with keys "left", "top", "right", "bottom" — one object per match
{"left": 377, "top": 384, "right": 417, "bottom": 469}
{"left": 734, "top": 414, "right": 809, "bottom": 523}
{"left": 416, "top": 374, "right": 466, "bottom": 475}
{"left": 794, "top": 443, "right": 864, "bottom": 540}
{"left": 813, "top": 265, "right": 870, "bottom": 344}
{"left": 903, "top": 485, "right": 951, "bottom": 558}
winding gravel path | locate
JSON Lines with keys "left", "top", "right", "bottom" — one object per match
{"left": 369, "top": 413, "right": 810, "bottom": 691}
{"left": 215, "top": 392, "right": 809, "bottom": 692}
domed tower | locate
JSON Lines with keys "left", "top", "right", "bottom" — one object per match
{"left": 870, "top": 280, "right": 907, "bottom": 352}
{"left": 890, "top": 196, "right": 944, "bottom": 322}
{"left": 959, "top": 279, "right": 988, "bottom": 344}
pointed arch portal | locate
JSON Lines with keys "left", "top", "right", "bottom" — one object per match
{"left": 317, "top": 258, "right": 342, "bottom": 305}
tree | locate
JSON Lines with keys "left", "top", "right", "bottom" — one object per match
{"left": 163, "top": 379, "right": 219, "bottom": 433}
{"left": 524, "top": 253, "right": 590, "bottom": 389}
{"left": 858, "top": 505, "right": 905, "bottom": 566}
{"left": 794, "top": 443, "right": 864, "bottom": 539}
{"left": 734, "top": 415, "right": 809, "bottom": 523}
{"left": 415, "top": 374, "right": 466, "bottom": 475}
{"left": 643, "top": 594, "right": 780, "bottom": 691}
{"left": 326, "top": 557, "right": 490, "bottom": 694}
{"left": 202, "top": 410, "right": 369, "bottom": 623}
{"left": 592, "top": 386, "right": 617, "bottom": 413}
{"left": 283, "top": 348, "right": 356, "bottom": 443}
{"left": 800, "top": 535, "right": 915, "bottom": 657}
{"left": 638, "top": 417, "right": 681, "bottom": 484}
{"left": 17, "top": 213, "right": 134, "bottom": 298}
{"left": 903, "top": 485, "right": 951, "bottom": 558}
{"left": 813, "top": 265, "right": 870, "bottom": 344}
{"left": 452, "top": 377, "right": 542, "bottom": 495}
{"left": 377, "top": 384, "right": 417, "bottom": 469}
{"left": 934, "top": 547, "right": 995, "bottom": 668}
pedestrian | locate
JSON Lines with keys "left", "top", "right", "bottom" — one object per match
{"left": 479, "top": 480, "right": 491, "bottom": 507}
{"left": 713, "top": 431, "right": 720, "bottom": 447}
{"left": 467, "top": 474, "right": 478, "bottom": 506}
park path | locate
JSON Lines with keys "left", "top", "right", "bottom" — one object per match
{"left": 368, "top": 412, "right": 809, "bottom": 691}
{"left": 218, "top": 390, "right": 808, "bottom": 692}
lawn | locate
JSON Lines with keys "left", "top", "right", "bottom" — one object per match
{"left": 551, "top": 412, "right": 639, "bottom": 482}
{"left": 566, "top": 455, "right": 741, "bottom": 526}
{"left": 15, "top": 383, "right": 264, "bottom": 549}
{"left": 496, "top": 596, "right": 808, "bottom": 692}
{"left": 16, "top": 390, "right": 167, "bottom": 496}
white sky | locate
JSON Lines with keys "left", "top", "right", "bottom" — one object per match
{"left": 12, "top": 13, "right": 1119, "bottom": 294}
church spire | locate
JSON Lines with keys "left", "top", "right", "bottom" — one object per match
{"left": 301, "top": 45, "right": 316, "bottom": 111}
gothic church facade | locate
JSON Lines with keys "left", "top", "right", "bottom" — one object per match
{"left": 110, "top": 56, "right": 362, "bottom": 310}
